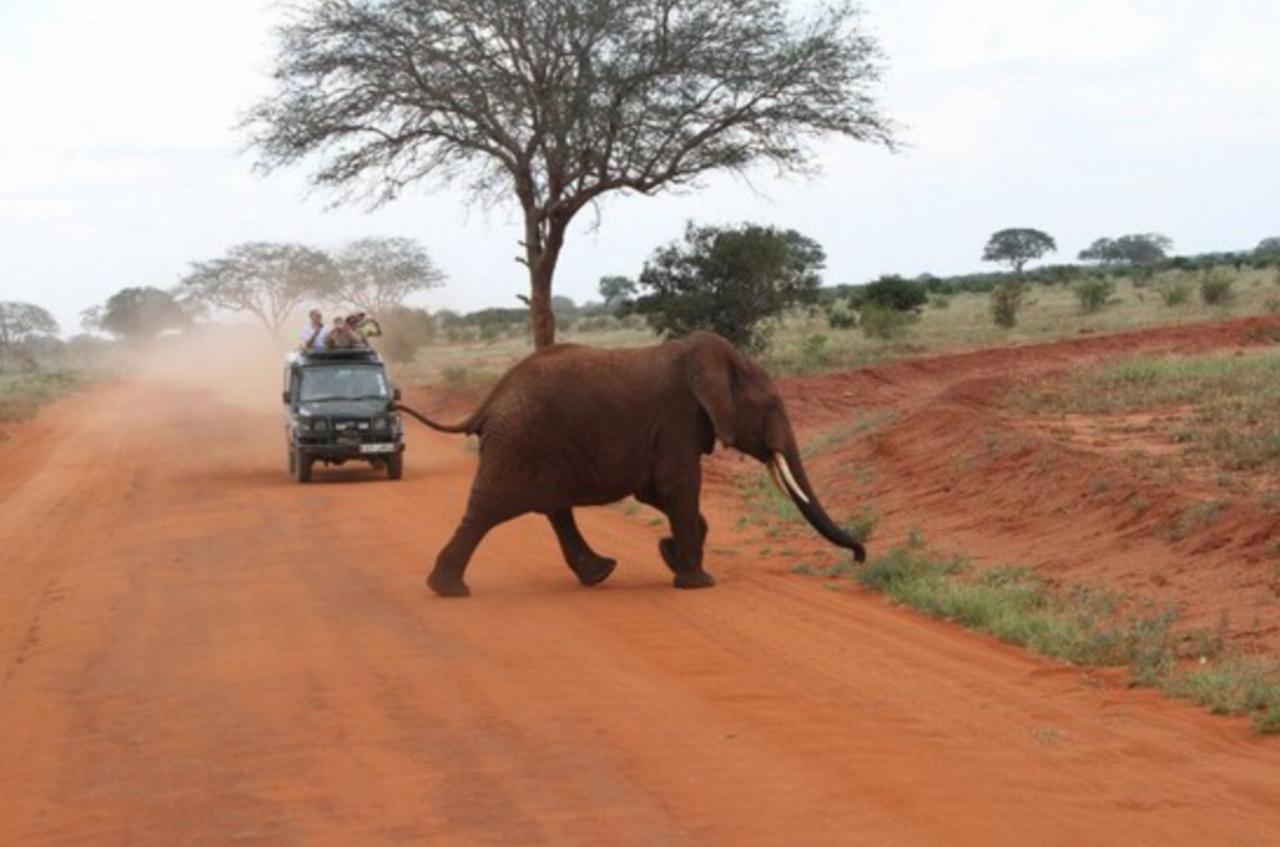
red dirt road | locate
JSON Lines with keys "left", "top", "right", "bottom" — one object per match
{"left": 3, "top": 331, "right": 1279, "bottom": 845}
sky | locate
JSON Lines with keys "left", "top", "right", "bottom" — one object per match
{"left": 2, "top": 0, "right": 1278, "bottom": 335}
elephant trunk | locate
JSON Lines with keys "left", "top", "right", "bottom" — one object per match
{"left": 771, "top": 445, "right": 867, "bottom": 563}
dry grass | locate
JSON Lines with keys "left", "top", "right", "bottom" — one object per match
{"left": 399, "top": 266, "right": 1280, "bottom": 389}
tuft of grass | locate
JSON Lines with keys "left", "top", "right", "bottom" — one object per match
{"left": 1199, "top": 269, "right": 1235, "bottom": 306}
{"left": 1164, "top": 500, "right": 1226, "bottom": 543}
{"left": 1158, "top": 279, "right": 1193, "bottom": 306}
{"left": 1073, "top": 277, "right": 1116, "bottom": 314}
{"left": 842, "top": 504, "right": 879, "bottom": 544}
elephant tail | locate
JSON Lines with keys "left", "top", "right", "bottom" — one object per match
{"left": 396, "top": 403, "right": 480, "bottom": 435}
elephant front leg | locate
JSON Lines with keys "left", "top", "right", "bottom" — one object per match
{"left": 548, "top": 509, "right": 617, "bottom": 587}
{"left": 660, "top": 507, "right": 715, "bottom": 590}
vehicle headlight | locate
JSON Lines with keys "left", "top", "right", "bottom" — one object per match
{"left": 304, "top": 418, "right": 328, "bottom": 432}
{"left": 372, "top": 417, "right": 390, "bottom": 431}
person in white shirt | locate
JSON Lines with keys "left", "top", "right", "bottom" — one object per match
{"left": 299, "top": 309, "right": 330, "bottom": 351}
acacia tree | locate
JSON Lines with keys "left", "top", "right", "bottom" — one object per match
{"left": 0, "top": 301, "right": 59, "bottom": 349}
{"left": 244, "top": 0, "right": 893, "bottom": 348}
{"left": 83, "top": 287, "right": 189, "bottom": 340}
{"left": 635, "top": 222, "right": 824, "bottom": 352}
{"left": 982, "top": 228, "right": 1057, "bottom": 275}
{"left": 334, "top": 237, "right": 446, "bottom": 313}
{"left": 1253, "top": 236, "right": 1280, "bottom": 261}
{"left": 180, "top": 243, "right": 337, "bottom": 336}
{"left": 1079, "top": 233, "right": 1173, "bottom": 266}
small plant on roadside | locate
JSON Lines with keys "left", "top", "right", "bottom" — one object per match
{"left": 1164, "top": 500, "right": 1225, "bottom": 543}
{"left": 1199, "top": 269, "right": 1235, "bottom": 306}
{"left": 990, "top": 281, "right": 1025, "bottom": 328}
{"left": 797, "top": 333, "right": 833, "bottom": 371}
{"left": 824, "top": 303, "right": 857, "bottom": 330}
{"left": 842, "top": 505, "right": 879, "bottom": 544}
{"left": 1073, "top": 276, "right": 1116, "bottom": 314}
{"left": 860, "top": 304, "right": 914, "bottom": 340}
{"left": 1159, "top": 278, "right": 1192, "bottom": 306}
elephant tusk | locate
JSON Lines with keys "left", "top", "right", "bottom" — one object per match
{"left": 773, "top": 453, "right": 810, "bottom": 505}
{"left": 767, "top": 461, "right": 787, "bottom": 498}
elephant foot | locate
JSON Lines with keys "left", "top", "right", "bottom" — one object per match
{"left": 427, "top": 571, "right": 471, "bottom": 598}
{"left": 673, "top": 569, "right": 716, "bottom": 589}
{"left": 572, "top": 555, "right": 617, "bottom": 587}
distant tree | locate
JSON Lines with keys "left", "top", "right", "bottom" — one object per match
{"left": 982, "top": 228, "right": 1057, "bottom": 275}
{"left": 245, "top": 0, "right": 894, "bottom": 349}
{"left": 1078, "top": 233, "right": 1173, "bottom": 266}
{"left": 334, "top": 237, "right": 445, "bottom": 314}
{"left": 179, "top": 242, "right": 337, "bottom": 336}
{"left": 377, "top": 305, "right": 435, "bottom": 363}
{"left": 635, "top": 223, "right": 824, "bottom": 352}
{"left": 598, "top": 276, "right": 639, "bottom": 315}
{"left": 855, "top": 275, "right": 927, "bottom": 312}
{"left": 85, "top": 287, "right": 189, "bottom": 341}
{"left": 1255, "top": 237, "right": 1280, "bottom": 261}
{"left": 0, "top": 301, "right": 59, "bottom": 351}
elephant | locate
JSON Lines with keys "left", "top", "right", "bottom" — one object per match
{"left": 397, "top": 331, "right": 867, "bottom": 597}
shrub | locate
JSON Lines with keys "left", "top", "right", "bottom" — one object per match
{"left": 797, "top": 333, "right": 833, "bottom": 371}
{"left": 1073, "top": 277, "right": 1116, "bottom": 314}
{"left": 860, "top": 304, "right": 913, "bottom": 340}
{"left": 1199, "top": 270, "right": 1235, "bottom": 305}
{"left": 990, "top": 281, "right": 1026, "bottom": 328}
{"left": 376, "top": 306, "right": 435, "bottom": 363}
{"left": 929, "top": 295, "right": 951, "bottom": 310}
{"left": 1159, "top": 279, "right": 1192, "bottom": 306}
{"left": 857, "top": 275, "right": 927, "bottom": 312}
{"left": 824, "top": 303, "right": 857, "bottom": 329}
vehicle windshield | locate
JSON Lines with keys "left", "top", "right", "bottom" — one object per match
{"left": 299, "top": 365, "right": 389, "bottom": 402}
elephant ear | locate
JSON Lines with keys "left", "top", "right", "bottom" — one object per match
{"left": 686, "top": 341, "right": 736, "bottom": 448}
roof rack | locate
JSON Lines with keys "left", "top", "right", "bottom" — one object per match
{"left": 291, "top": 347, "right": 383, "bottom": 364}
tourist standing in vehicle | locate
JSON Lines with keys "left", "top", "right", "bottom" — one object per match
{"left": 299, "top": 309, "right": 329, "bottom": 351}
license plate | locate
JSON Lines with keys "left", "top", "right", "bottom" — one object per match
{"left": 360, "top": 443, "right": 395, "bottom": 454}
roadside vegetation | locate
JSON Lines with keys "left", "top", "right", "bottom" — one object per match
{"left": 0, "top": 370, "right": 84, "bottom": 430}
{"left": 794, "top": 535, "right": 1280, "bottom": 734}
{"left": 401, "top": 261, "right": 1280, "bottom": 390}
{"left": 1015, "top": 349, "right": 1280, "bottom": 473}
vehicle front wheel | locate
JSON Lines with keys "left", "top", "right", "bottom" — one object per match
{"left": 295, "top": 449, "right": 313, "bottom": 483}
{"left": 386, "top": 451, "right": 403, "bottom": 480}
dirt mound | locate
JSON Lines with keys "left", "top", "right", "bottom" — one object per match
{"left": 712, "top": 315, "right": 1280, "bottom": 650}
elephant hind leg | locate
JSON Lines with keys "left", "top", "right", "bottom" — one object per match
{"left": 428, "top": 510, "right": 507, "bottom": 598}
{"left": 548, "top": 509, "right": 617, "bottom": 587}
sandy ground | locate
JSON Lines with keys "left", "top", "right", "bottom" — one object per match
{"left": 1, "top": 322, "right": 1279, "bottom": 845}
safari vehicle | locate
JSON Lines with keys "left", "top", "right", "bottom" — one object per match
{"left": 281, "top": 348, "right": 404, "bottom": 482}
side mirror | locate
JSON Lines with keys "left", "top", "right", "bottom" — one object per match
{"left": 393, "top": 386, "right": 402, "bottom": 401}
{"left": 282, "top": 390, "right": 291, "bottom": 404}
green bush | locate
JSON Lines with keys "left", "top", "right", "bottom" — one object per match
{"left": 797, "top": 333, "right": 833, "bottom": 370}
{"left": 1199, "top": 270, "right": 1235, "bottom": 305}
{"left": 1073, "top": 277, "right": 1116, "bottom": 314}
{"left": 860, "top": 304, "right": 913, "bottom": 340}
{"left": 990, "top": 281, "right": 1026, "bottom": 328}
{"left": 824, "top": 303, "right": 857, "bottom": 329}
{"left": 1159, "top": 279, "right": 1193, "bottom": 306}
{"left": 856, "top": 275, "right": 927, "bottom": 312}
